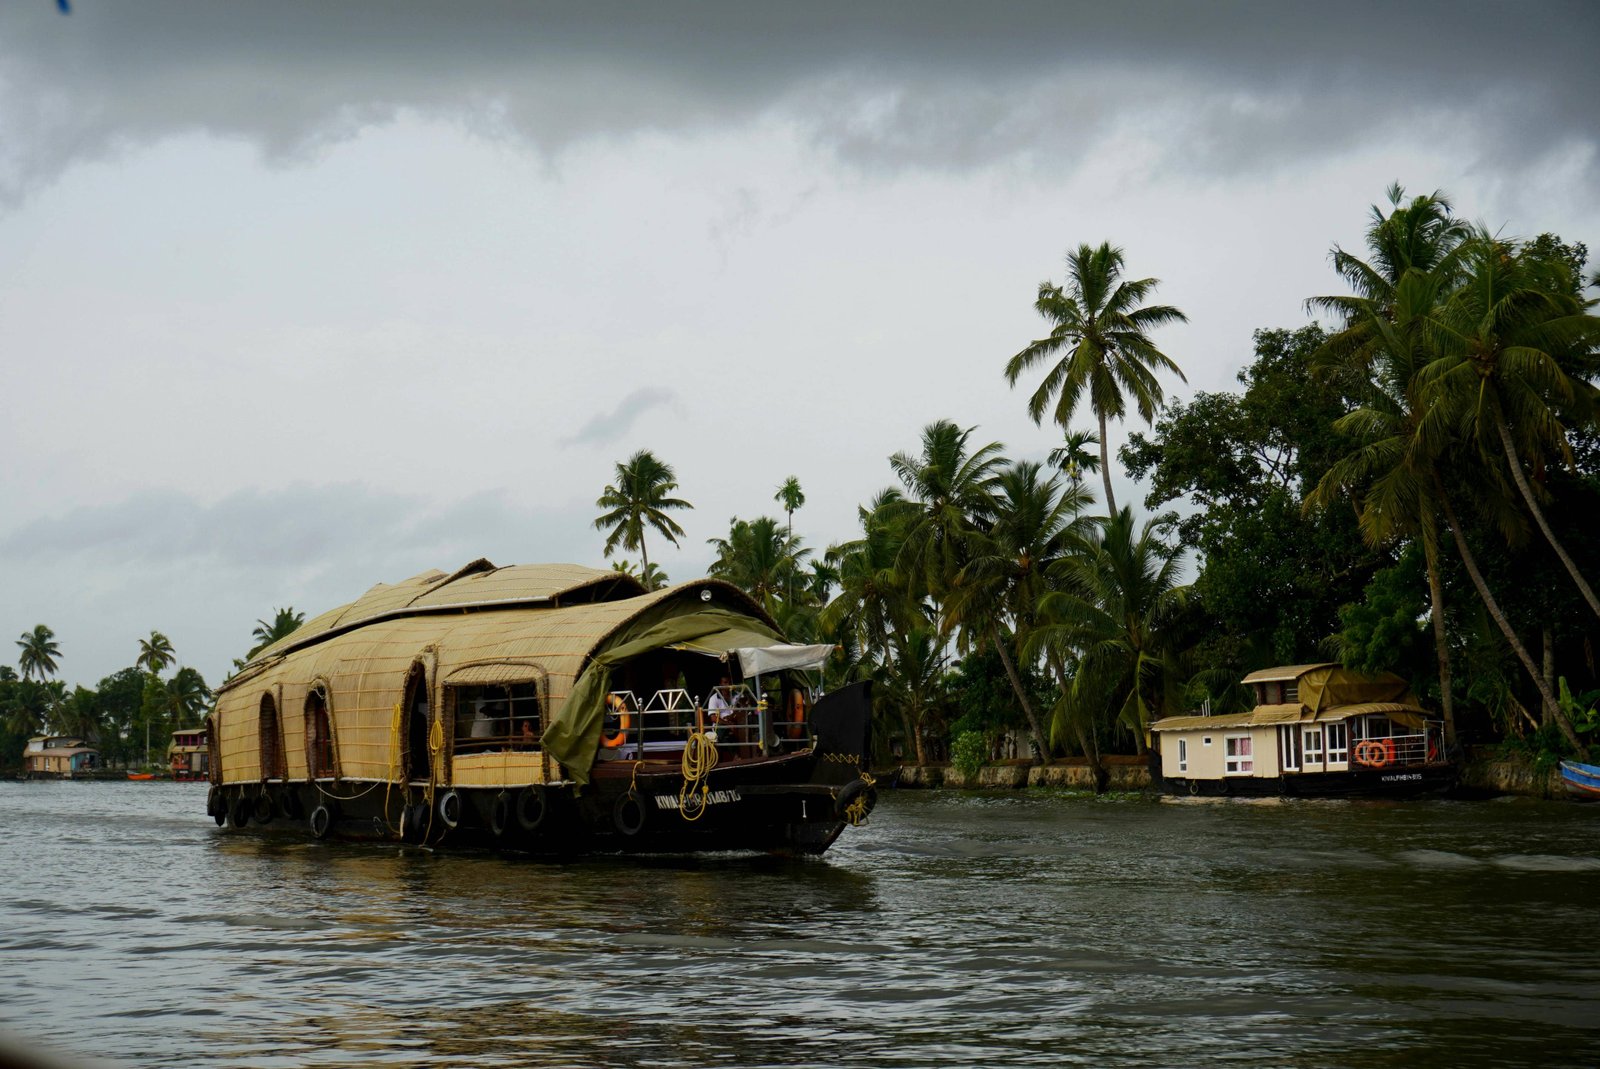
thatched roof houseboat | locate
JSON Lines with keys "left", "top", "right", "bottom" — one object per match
{"left": 1150, "top": 663, "right": 1455, "bottom": 797}
{"left": 206, "top": 559, "right": 875, "bottom": 853}
{"left": 23, "top": 736, "right": 99, "bottom": 778}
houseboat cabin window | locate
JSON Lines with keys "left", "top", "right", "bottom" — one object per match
{"left": 1278, "top": 725, "right": 1302, "bottom": 771}
{"left": 1202, "top": 736, "right": 1213, "bottom": 746}
{"left": 1326, "top": 722, "right": 1348, "bottom": 764}
{"left": 305, "top": 690, "right": 336, "bottom": 778}
{"left": 1284, "top": 683, "right": 1299, "bottom": 703}
{"left": 452, "top": 683, "right": 542, "bottom": 754}
{"left": 1224, "top": 734, "right": 1253, "bottom": 774}
{"left": 1303, "top": 727, "right": 1324, "bottom": 766}
{"left": 1177, "top": 738, "right": 1188, "bottom": 773}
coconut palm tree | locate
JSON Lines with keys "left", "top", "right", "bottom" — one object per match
{"left": 1004, "top": 242, "right": 1187, "bottom": 513}
{"left": 1307, "top": 186, "right": 1469, "bottom": 742}
{"left": 775, "top": 476, "right": 806, "bottom": 603}
{"left": 136, "top": 631, "right": 175, "bottom": 677}
{"left": 944, "top": 460, "right": 1095, "bottom": 761}
{"left": 1047, "top": 429, "right": 1101, "bottom": 489}
{"left": 1417, "top": 231, "right": 1600, "bottom": 622}
{"left": 609, "top": 558, "right": 668, "bottom": 591}
{"left": 250, "top": 608, "right": 305, "bottom": 655}
{"left": 1309, "top": 195, "right": 1588, "bottom": 754}
{"left": 593, "top": 449, "right": 693, "bottom": 580}
{"left": 706, "top": 515, "right": 811, "bottom": 615}
{"left": 16, "top": 625, "right": 60, "bottom": 681}
{"left": 165, "top": 667, "right": 212, "bottom": 729}
{"left": 877, "top": 624, "right": 946, "bottom": 767}
{"left": 774, "top": 477, "right": 805, "bottom": 541}
{"left": 822, "top": 490, "right": 918, "bottom": 664}
{"left": 1032, "top": 507, "right": 1190, "bottom": 754}
{"left": 887, "top": 419, "right": 1006, "bottom": 608}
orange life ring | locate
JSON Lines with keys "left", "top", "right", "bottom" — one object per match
{"left": 601, "top": 694, "right": 631, "bottom": 749}
{"left": 1354, "top": 739, "right": 1391, "bottom": 768}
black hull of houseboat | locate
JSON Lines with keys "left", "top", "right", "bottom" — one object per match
{"left": 206, "top": 683, "right": 876, "bottom": 856}
{"left": 1163, "top": 764, "right": 1457, "bottom": 800}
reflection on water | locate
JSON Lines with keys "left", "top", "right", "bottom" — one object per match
{"left": 1, "top": 783, "right": 1597, "bottom": 1068}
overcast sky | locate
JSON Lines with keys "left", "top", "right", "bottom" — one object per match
{"left": 3, "top": 1, "right": 1597, "bottom": 690}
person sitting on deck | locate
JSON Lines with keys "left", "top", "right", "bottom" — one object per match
{"left": 708, "top": 675, "right": 735, "bottom": 725}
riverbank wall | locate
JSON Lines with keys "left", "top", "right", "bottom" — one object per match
{"left": 894, "top": 748, "right": 1571, "bottom": 799}
{"left": 895, "top": 756, "right": 1152, "bottom": 792}
{"left": 1456, "top": 746, "right": 1566, "bottom": 799}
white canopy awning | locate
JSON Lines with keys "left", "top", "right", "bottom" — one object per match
{"left": 731, "top": 643, "right": 834, "bottom": 676}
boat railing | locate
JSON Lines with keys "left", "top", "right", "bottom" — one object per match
{"left": 1350, "top": 731, "right": 1438, "bottom": 768}
{"left": 603, "top": 685, "right": 811, "bottom": 760}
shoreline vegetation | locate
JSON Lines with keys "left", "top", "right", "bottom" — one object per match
{"left": 892, "top": 746, "right": 1573, "bottom": 801}
{"left": 7, "top": 185, "right": 1599, "bottom": 791}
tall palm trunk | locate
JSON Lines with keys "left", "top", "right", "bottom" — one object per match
{"left": 639, "top": 535, "right": 650, "bottom": 582}
{"left": 1047, "top": 649, "right": 1105, "bottom": 793}
{"left": 991, "top": 623, "right": 1047, "bottom": 764}
{"left": 905, "top": 705, "right": 928, "bottom": 767}
{"left": 1419, "top": 525, "right": 1457, "bottom": 745}
{"left": 1437, "top": 476, "right": 1586, "bottom": 756}
{"left": 1097, "top": 410, "right": 1117, "bottom": 514}
{"left": 1496, "top": 420, "right": 1600, "bottom": 622}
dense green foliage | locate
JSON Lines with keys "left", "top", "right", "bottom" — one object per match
{"left": 590, "top": 185, "right": 1598, "bottom": 773}
{"left": 4, "top": 626, "right": 221, "bottom": 771}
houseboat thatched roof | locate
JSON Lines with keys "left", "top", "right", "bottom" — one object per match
{"left": 245, "top": 559, "right": 648, "bottom": 666}
{"left": 1153, "top": 665, "right": 1431, "bottom": 734}
{"left": 214, "top": 563, "right": 782, "bottom": 787}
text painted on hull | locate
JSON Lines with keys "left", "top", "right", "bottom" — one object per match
{"left": 654, "top": 788, "right": 742, "bottom": 810}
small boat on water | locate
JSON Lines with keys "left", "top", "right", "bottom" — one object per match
{"left": 205, "top": 559, "right": 876, "bottom": 854}
{"left": 126, "top": 772, "right": 158, "bottom": 781}
{"left": 1559, "top": 760, "right": 1600, "bottom": 799}
{"left": 1150, "top": 663, "right": 1456, "bottom": 798}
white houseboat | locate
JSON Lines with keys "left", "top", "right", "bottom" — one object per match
{"left": 1151, "top": 663, "right": 1454, "bottom": 797}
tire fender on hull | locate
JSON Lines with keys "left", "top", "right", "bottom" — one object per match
{"left": 613, "top": 790, "right": 648, "bottom": 836}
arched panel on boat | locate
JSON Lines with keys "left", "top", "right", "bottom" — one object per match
{"left": 259, "top": 692, "right": 286, "bottom": 780}
{"left": 305, "top": 682, "right": 339, "bottom": 780}
{"left": 403, "top": 662, "right": 433, "bottom": 783}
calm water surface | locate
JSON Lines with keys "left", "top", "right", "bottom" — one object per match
{"left": 1, "top": 782, "right": 1597, "bottom": 1068}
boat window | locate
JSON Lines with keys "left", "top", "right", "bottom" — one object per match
{"left": 1303, "top": 727, "right": 1324, "bottom": 767}
{"left": 1224, "top": 734, "right": 1253, "bottom": 774}
{"left": 451, "top": 683, "right": 542, "bottom": 754}
{"left": 1326, "top": 722, "right": 1348, "bottom": 764}
{"left": 306, "top": 690, "right": 337, "bottom": 778}
{"left": 1278, "top": 725, "right": 1301, "bottom": 771}
{"left": 1177, "top": 738, "right": 1188, "bottom": 773}
{"left": 1284, "top": 683, "right": 1299, "bottom": 703}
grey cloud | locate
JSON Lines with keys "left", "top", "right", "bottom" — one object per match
{"left": 0, "top": 483, "right": 603, "bottom": 685}
{"left": 2, "top": 2, "right": 1596, "bottom": 199}
{"left": 560, "top": 387, "right": 677, "bottom": 447}
{"left": 0, "top": 483, "right": 595, "bottom": 573}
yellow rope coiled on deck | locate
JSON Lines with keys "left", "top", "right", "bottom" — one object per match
{"left": 678, "top": 730, "right": 719, "bottom": 822}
